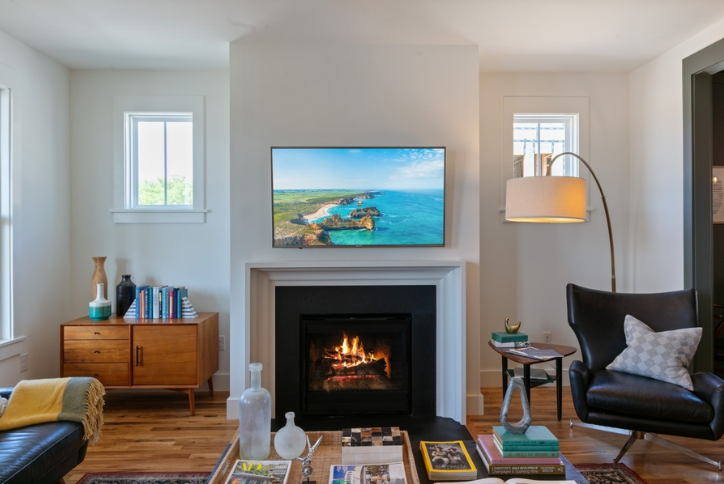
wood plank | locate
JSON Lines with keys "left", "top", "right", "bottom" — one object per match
{"left": 63, "top": 387, "right": 724, "bottom": 484}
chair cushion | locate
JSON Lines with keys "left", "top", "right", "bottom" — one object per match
{"left": 606, "top": 314, "right": 702, "bottom": 390}
{"left": 586, "top": 370, "right": 714, "bottom": 423}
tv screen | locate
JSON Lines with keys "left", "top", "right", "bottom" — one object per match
{"left": 271, "top": 147, "right": 446, "bottom": 248}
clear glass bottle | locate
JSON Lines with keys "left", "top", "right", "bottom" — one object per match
{"left": 239, "top": 362, "right": 271, "bottom": 460}
{"left": 274, "top": 411, "right": 307, "bottom": 459}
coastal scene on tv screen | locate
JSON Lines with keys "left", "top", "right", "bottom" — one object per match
{"left": 272, "top": 147, "right": 445, "bottom": 247}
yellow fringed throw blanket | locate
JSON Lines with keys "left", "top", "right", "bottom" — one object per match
{"left": 0, "top": 377, "right": 105, "bottom": 444}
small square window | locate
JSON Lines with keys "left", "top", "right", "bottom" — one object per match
{"left": 127, "top": 113, "right": 193, "bottom": 208}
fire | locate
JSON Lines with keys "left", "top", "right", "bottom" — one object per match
{"left": 325, "top": 333, "right": 378, "bottom": 370}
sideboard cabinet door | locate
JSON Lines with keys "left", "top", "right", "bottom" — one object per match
{"left": 132, "top": 326, "right": 197, "bottom": 385}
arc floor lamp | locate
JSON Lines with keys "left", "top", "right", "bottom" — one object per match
{"left": 505, "top": 152, "right": 616, "bottom": 292}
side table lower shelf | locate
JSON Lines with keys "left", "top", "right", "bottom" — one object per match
{"left": 207, "top": 430, "right": 420, "bottom": 484}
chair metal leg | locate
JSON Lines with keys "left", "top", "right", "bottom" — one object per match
{"left": 613, "top": 431, "right": 642, "bottom": 465}
{"left": 643, "top": 432, "right": 722, "bottom": 471}
{"left": 569, "top": 420, "right": 723, "bottom": 471}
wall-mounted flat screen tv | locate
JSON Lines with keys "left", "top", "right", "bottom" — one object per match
{"left": 271, "top": 147, "right": 446, "bottom": 248}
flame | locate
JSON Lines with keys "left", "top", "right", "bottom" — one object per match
{"left": 325, "top": 333, "right": 378, "bottom": 370}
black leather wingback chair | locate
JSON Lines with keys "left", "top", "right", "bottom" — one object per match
{"left": 567, "top": 283, "right": 724, "bottom": 469}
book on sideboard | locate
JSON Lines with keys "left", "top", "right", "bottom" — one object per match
{"left": 419, "top": 441, "right": 477, "bottom": 480}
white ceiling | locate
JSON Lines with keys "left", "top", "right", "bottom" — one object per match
{"left": 1, "top": 0, "right": 724, "bottom": 72}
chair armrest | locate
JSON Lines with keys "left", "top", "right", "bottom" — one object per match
{"left": 692, "top": 372, "right": 724, "bottom": 439}
{"left": 568, "top": 360, "right": 593, "bottom": 422}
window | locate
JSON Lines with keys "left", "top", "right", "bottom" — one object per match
{"left": 126, "top": 113, "right": 193, "bottom": 208}
{"left": 513, "top": 114, "right": 578, "bottom": 178}
{"left": 0, "top": 84, "right": 12, "bottom": 344}
{"left": 112, "top": 96, "right": 206, "bottom": 224}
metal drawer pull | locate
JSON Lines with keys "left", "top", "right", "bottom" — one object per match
{"left": 94, "top": 332, "right": 100, "bottom": 335}
{"left": 136, "top": 345, "right": 140, "bottom": 366}
{"left": 94, "top": 350, "right": 100, "bottom": 354}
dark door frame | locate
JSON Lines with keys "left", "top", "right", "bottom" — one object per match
{"left": 683, "top": 37, "right": 724, "bottom": 372}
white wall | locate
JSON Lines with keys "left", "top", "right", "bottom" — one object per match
{"left": 479, "top": 73, "right": 630, "bottom": 386}
{"left": 629, "top": 18, "right": 724, "bottom": 292}
{"left": 229, "top": 42, "right": 481, "bottom": 411}
{"left": 0, "top": 29, "right": 71, "bottom": 386}
{"left": 69, "top": 70, "right": 231, "bottom": 389}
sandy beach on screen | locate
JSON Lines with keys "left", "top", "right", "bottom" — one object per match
{"left": 304, "top": 203, "right": 338, "bottom": 221}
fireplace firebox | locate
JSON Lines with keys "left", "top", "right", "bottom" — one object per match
{"left": 302, "top": 315, "right": 411, "bottom": 415}
{"left": 274, "top": 285, "right": 436, "bottom": 421}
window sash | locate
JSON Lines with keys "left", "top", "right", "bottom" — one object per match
{"left": 125, "top": 113, "right": 193, "bottom": 209}
{"left": 513, "top": 114, "right": 579, "bottom": 177}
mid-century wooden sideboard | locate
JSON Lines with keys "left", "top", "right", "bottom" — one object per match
{"left": 60, "top": 312, "right": 219, "bottom": 415}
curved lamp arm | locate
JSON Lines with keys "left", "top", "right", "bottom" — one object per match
{"left": 546, "top": 152, "right": 616, "bottom": 292}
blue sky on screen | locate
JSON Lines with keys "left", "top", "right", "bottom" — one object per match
{"left": 272, "top": 147, "right": 445, "bottom": 190}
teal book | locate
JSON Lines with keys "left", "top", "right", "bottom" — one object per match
{"left": 492, "top": 426, "right": 558, "bottom": 446}
{"left": 493, "top": 439, "right": 559, "bottom": 458}
{"left": 491, "top": 331, "right": 528, "bottom": 343}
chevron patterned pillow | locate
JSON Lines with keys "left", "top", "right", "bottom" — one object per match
{"left": 606, "top": 314, "right": 702, "bottom": 390}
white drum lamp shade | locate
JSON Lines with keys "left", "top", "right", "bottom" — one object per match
{"left": 505, "top": 176, "right": 587, "bottom": 223}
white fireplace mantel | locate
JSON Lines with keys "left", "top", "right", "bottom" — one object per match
{"left": 229, "top": 260, "right": 469, "bottom": 423}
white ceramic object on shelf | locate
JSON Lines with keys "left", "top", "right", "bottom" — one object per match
{"left": 239, "top": 362, "right": 272, "bottom": 459}
{"left": 274, "top": 411, "right": 307, "bottom": 459}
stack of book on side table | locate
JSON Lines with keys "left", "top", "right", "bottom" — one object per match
{"left": 490, "top": 332, "right": 528, "bottom": 348}
{"left": 476, "top": 426, "right": 565, "bottom": 480}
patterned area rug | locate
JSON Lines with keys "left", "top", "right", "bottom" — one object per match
{"left": 75, "top": 472, "right": 209, "bottom": 484}
{"left": 575, "top": 463, "right": 647, "bottom": 484}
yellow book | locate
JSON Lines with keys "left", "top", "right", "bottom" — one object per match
{"left": 420, "top": 440, "right": 477, "bottom": 481}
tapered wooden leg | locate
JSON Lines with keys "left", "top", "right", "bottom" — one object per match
{"left": 208, "top": 377, "right": 214, "bottom": 397}
{"left": 188, "top": 389, "right": 195, "bottom": 416}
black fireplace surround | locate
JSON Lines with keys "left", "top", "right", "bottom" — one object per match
{"left": 275, "top": 285, "right": 436, "bottom": 422}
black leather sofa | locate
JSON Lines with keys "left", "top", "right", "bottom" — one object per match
{"left": 0, "top": 387, "right": 89, "bottom": 484}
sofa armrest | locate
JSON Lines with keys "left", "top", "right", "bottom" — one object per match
{"left": 692, "top": 372, "right": 724, "bottom": 439}
{"left": 568, "top": 360, "right": 593, "bottom": 422}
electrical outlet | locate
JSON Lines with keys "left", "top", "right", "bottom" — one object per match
{"left": 543, "top": 331, "right": 552, "bottom": 344}
{"left": 20, "top": 353, "right": 28, "bottom": 372}
{"left": 219, "top": 335, "right": 225, "bottom": 352}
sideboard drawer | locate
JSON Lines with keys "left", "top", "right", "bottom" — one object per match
{"left": 63, "top": 340, "right": 129, "bottom": 363}
{"left": 63, "top": 363, "right": 129, "bottom": 386}
{"left": 64, "top": 326, "right": 128, "bottom": 340}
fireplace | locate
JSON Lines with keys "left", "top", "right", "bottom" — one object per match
{"left": 274, "top": 285, "right": 436, "bottom": 421}
{"left": 232, "top": 261, "right": 471, "bottom": 424}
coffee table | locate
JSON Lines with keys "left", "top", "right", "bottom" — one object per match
{"left": 488, "top": 341, "right": 577, "bottom": 421}
{"left": 208, "top": 418, "right": 589, "bottom": 484}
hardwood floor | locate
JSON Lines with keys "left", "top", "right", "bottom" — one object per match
{"left": 468, "top": 387, "right": 724, "bottom": 484}
{"left": 63, "top": 389, "right": 238, "bottom": 483}
{"left": 64, "top": 387, "right": 724, "bottom": 484}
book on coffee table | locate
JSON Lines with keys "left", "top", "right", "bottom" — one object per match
{"left": 224, "top": 459, "right": 291, "bottom": 484}
{"left": 420, "top": 440, "right": 477, "bottom": 480}
{"left": 434, "top": 478, "right": 576, "bottom": 484}
{"left": 329, "top": 462, "right": 407, "bottom": 484}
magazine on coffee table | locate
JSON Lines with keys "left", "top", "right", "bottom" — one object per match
{"left": 329, "top": 462, "right": 407, "bottom": 484}
{"left": 224, "top": 459, "right": 292, "bottom": 484}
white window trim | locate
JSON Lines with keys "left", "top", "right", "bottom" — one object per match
{"left": 0, "top": 64, "right": 15, "bottom": 349}
{"left": 501, "top": 96, "right": 590, "bottom": 221}
{"left": 112, "top": 95, "right": 207, "bottom": 223}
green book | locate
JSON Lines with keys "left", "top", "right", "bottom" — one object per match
{"left": 491, "top": 331, "right": 528, "bottom": 343}
{"left": 492, "top": 425, "right": 558, "bottom": 446}
{"left": 493, "top": 439, "right": 559, "bottom": 458}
